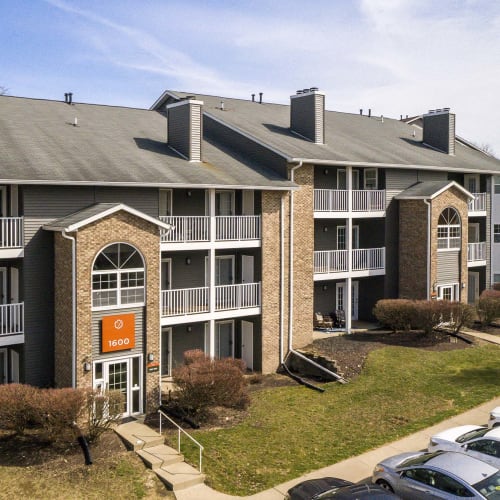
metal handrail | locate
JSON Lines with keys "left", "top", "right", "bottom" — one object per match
{"left": 158, "top": 409, "right": 204, "bottom": 473}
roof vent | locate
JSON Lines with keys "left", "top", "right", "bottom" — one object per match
{"left": 64, "top": 92, "right": 73, "bottom": 104}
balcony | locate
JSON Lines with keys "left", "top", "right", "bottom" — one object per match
{"left": 161, "top": 283, "right": 261, "bottom": 321}
{"left": 160, "top": 215, "right": 261, "bottom": 248}
{"left": 468, "top": 242, "right": 486, "bottom": 266}
{"left": 468, "top": 193, "right": 486, "bottom": 215}
{"left": 0, "top": 217, "right": 24, "bottom": 258}
{"left": 0, "top": 303, "right": 24, "bottom": 345}
{"left": 314, "top": 189, "right": 385, "bottom": 217}
{"left": 314, "top": 248, "right": 385, "bottom": 279}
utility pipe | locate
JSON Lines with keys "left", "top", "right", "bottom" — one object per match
{"left": 62, "top": 230, "right": 77, "bottom": 388}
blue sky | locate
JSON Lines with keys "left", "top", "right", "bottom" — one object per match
{"left": 2, "top": 0, "right": 500, "bottom": 155}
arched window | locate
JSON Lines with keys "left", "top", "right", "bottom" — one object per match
{"left": 437, "top": 207, "right": 461, "bottom": 249}
{"left": 92, "top": 243, "right": 145, "bottom": 308}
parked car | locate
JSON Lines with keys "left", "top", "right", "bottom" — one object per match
{"left": 286, "top": 477, "right": 401, "bottom": 499}
{"left": 489, "top": 407, "right": 500, "bottom": 429}
{"left": 372, "top": 450, "right": 500, "bottom": 499}
{"left": 428, "top": 425, "right": 500, "bottom": 468}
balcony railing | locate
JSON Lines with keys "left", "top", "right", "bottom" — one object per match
{"left": 468, "top": 193, "right": 486, "bottom": 212}
{"left": 160, "top": 216, "right": 209, "bottom": 243}
{"left": 215, "top": 283, "right": 261, "bottom": 311}
{"left": 0, "top": 217, "right": 24, "bottom": 249}
{"left": 216, "top": 216, "right": 260, "bottom": 241}
{"left": 160, "top": 215, "right": 261, "bottom": 243}
{"left": 0, "top": 303, "right": 24, "bottom": 336}
{"left": 161, "top": 283, "right": 261, "bottom": 317}
{"left": 314, "top": 189, "right": 385, "bottom": 212}
{"left": 468, "top": 242, "right": 486, "bottom": 262}
{"left": 161, "top": 287, "right": 209, "bottom": 316}
{"left": 314, "top": 248, "right": 385, "bottom": 274}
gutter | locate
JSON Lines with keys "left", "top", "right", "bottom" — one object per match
{"left": 61, "top": 230, "right": 77, "bottom": 388}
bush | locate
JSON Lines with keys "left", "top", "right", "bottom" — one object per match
{"left": 172, "top": 350, "right": 250, "bottom": 419}
{"left": 410, "top": 300, "right": 453, "bottom": 336}
{"left": 35, "top": 388, "right": 87, "bottom": 443}
{"left": 372, "top": 299, "right": 413, "bottom": 332}
{"left": 448, "top": 302, "right": 476, "bottom": 334}
{"left": 0, "top": 384, "right": 39, "bottom": 434}
{"left": 84, "top": 389, "right": 124, "bottom": 442}
{"left": 477, "top": 289, "right": 500, "bottom": 326}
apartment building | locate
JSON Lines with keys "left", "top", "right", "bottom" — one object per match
{"left": 1, "top": 89, "right": 499, "bottom": 416}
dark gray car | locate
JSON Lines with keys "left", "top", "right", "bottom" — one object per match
{"left": 372, "top": 450, "right": 500, "bottom": 499}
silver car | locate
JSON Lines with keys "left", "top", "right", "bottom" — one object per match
{"left": 372, "top": 450, "right": 500, "bottom": 499}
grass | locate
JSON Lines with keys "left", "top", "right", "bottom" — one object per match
{"left": 174, "top": 344, "right": 500, "bottom": 495}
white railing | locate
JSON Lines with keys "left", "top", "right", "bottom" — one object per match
{"left": 160, "top": 216, "right": 209, "bottom": 243}
{"left": 468, "top": 193, "right": 486, "bottom": 212}
{"left": 158, "top": 409, "right": 204, "bottom": 473}
{"left": 468, "top": 242, "right": 486, "bottom": 262}
{"left": 215, "top": 282, "right": 261, "bottom": 311}
{"left": 352, "top": 190, "right": 385, "bottom": 211}
{"left": 0, "top": 217, "right": 24, "bottom": 248}
{"left": 216, "top": 216, "right": 261, "bottom": 241}
{"left": 161, "top": 287, "right": 209, "bottom": 316}
{"left": 352, "top": 248, "right": 385, "bottom": 271}
{"left": 314, "top": 250, "right": 348, "bottom": 273}
{"left": 314, "top": 189, "right": 348, "bottom": 212}
{"left": 0, "top": 303, "right": 24, "bottom": 335}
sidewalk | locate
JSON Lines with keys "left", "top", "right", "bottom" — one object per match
{"left": 174, "top": 329, "right": 500, "bottom": 500}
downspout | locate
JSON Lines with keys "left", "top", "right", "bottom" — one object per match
{"left": 279, "top": 193, "right": 285, "bottom": 364}
{"left": 62, "top": 230, "right": 77, "bottom": 388}
{"left": 424, "top": 199, "right": 431, "bottom": 300}
{"left": 284, "top": 161, "right": 347, "bottom": 384}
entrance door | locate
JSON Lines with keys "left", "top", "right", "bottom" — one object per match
{"left": 215, "top": 256, "right": 234, "bottom": 285}
{"left": 241, "top": 321, "right": 253, "bottom": 371}
{"left": 216, "top": 321, "right": 234, "bottom": 359}
{"left": 0, "top": 349, "right": 7, "bottom": 384}
{"left": 242, "top": 255, "right": 254, "bottom": 284}
{"left": 161, "top": 258, "right": 172, "bottom": 290}
{"left": 161, "top": 328, "right": 172, "bottom": 376}
{"left": 468, "top": 272, "right": 480, "bottom": 304}
{"left": 95, "top": 357, "right": 142, "bottom": 417}
{"left": 336, "top": 281, "right": 359, "bottom": 320}
{"left": 0, "top": 267, "right": 7, "bottom": 305}
{"left": 215, "top": 191, "right": 235, "bottom": 216}
{"left": 242, "top": 191, "right": 254, "bottom": 215}
{"left": 465, "top": 174, "right": 479, "bottom": 194}
{"left": 469, "top": 223, "right": 480, "bottom": 243}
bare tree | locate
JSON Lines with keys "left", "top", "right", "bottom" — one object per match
{"left": 0, "top": 86, "right": 8, "bottom": 96}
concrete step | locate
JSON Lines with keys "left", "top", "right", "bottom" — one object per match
{"left": 155, "top": 461, "right": 206, "bottom": 491}
{"left": 137, "top": 444, "right": 184, "bottom": 470}
{"left": 114, "top": 421, "right": 165, "bottom": 451}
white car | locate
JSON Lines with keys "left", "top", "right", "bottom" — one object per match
{"left": 429, "top": 425, "right": 500, "bottom": 468}
{"left": 488, "top": 407, "right": 500, "bottom": 429}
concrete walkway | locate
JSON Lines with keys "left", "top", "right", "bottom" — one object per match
{"left": 174, "top": 329, "right": 500, "bottom": 500}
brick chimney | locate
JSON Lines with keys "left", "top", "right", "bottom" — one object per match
{"left": 290, "top": 88, "right": 325, "bottom": 144}
{"left": 423, "top": 108, "right": 455, "bottom": 155}
{"left": 166, "top": 98, "right": 203, "bottom": 161}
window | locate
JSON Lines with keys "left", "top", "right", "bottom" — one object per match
{"left": 437, "top": 207, "right": 461, "bottom": 249}
{"left": 159, "top": 189, "right": 172, "bottom": 217}
{"left": 494, "top": 274, "right": 500, "bottom": 284}
{"left": 495, "top": 225, "right": 500, "bottom": 243}
{"left": 495, "top": 176, "right": 500, "bottom": 194}
{"left": 364, "top": 168, "right": 378, "bottom": 190}
{"left": 92, "top": 243, "right": 145, "bottom": 309}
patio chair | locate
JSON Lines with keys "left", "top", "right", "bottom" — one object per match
{"left": 314, "top": 312, "right": 333, "bottom": 329}
{"left": 333, "top": 309, "right": 346, "bottom": 328}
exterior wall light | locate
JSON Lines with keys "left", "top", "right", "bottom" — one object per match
{"left": 187, "top": 325, "right": 192, "bottom": 332}
{"left": 83, "top": 362, "right": 91, "bottom": 372}
{"left": 324, "top": 169, "right": 329, "bottom": 175}
{"left": 147, "top": 353, "right": 154, "bottom": 362}
{"left": 185, "top": 257, "right": 191, "bottom": 265}
{"left": 322, "top": 284, "right": 328, "bottom": 291}
{"left": 323, "top": 226, "right": 328, "bottom": 232}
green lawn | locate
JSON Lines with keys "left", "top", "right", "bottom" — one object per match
{"left": 175, "top": 344, "right": 500, "bottom": 495}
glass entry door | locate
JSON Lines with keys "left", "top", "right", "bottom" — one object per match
{"left": 95, "top": 356, "right": 142, "bottom": 417}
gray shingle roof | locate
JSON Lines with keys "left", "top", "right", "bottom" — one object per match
{"left": 395, "top": 181, "right": 473, "bottom": 200}
{"left": 0, "top": 96, "right": 295, "bottom": 190}
{"left": 161, "top": 91, "right": 500, "bottom": 173}
{"left": 43, "top": 202, "right": 172, "bottom": 232}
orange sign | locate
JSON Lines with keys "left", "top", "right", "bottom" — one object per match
{"left": 101, "top": 313, "right": 135, "bottom": 353}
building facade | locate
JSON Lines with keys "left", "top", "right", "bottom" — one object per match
{"left": 1, "top": 89, "right": 499, "bottom": 416}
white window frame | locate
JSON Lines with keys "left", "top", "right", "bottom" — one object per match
{"left": 464, "top": 174, "right": 480, "bottom": 194}
{"left": 337, "top": 225, "right": 359, "bottom": 250}
{"left": 437, "top": 207, "right": 461, "bottom": 250}
{"left": 92, "top": 242, "right": 145, "bottom": 310}
{"left": 215, "top": 320, "right": 235, "bottom": 359}
{"left": 495, "top": 224, "right": 500, "bottom": 244}
{"left": 161, "top": 258, "right": 172, "bottom": 290}
{"left": 215, "top": 190, "right": 235, "bottom": 216}
{"left": 495, "top": 176, "right": 500, "bottom": 195}
{"left": 364, "top": 168, "right": 378, "bottom": 190}
{"left": 437, "top": 284, "right": 459, "bottom": 301}
{"left": 159, "top": 189, "right": 172, "bottom": 217}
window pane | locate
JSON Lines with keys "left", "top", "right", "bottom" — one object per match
{"left": 94, "top": 253, "right": 117, "bottom": 270}
{"left": 121, "top": 288, "right": 144, "bottom": 304}
{"left": 93, "top": 290, "right": 117, "bottom": 307}
{"left": 102, "top": 244, "right": 120, "bottom": 267}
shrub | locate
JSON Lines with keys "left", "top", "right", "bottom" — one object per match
{"left": 410, "top": 300, "right": 455, "bottom": 336}
{"left": 35, "top": 388, "right": 87, "bottom": 443}
{"left": 172, "top": 350, "right": 250, "bottom": 419}
{"left": 477, "top": 289, "right": 500, "bottom": 326}
{"left": 84, "top": 389, "right": 124, "bottom": 443}
{"left": 372, "top": 299, "right": 413, "bottom": 332}
{"left": 448, "top": 302, "right": 476, "bottom": 334}
{"left": 0, "top": 384, "right": 38, "bottom": 434}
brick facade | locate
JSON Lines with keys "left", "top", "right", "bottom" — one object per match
{"left": 53, "top": 210, "right": 161, "bottom": 413}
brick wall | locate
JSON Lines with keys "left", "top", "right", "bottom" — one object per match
{"left": 53, "top": 210, "right": 161, "bottom": 413}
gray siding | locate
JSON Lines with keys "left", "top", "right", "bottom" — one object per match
{"left": 91, "top": 307, "right": 144, "bottom": 360}
{"left": 423, "top": 112, "right": 455, "bottom": 155}
{"left": 21, "top": 185, "right": 159, "bottom": 386}
{"left": 167, "top": 102, "right": 202, "bottom": 161}
{"left": 437, "top": 251, "right": 460, "bottom": 282}
{"left": 290, "top": 93, "right": 324, "bottom": 144}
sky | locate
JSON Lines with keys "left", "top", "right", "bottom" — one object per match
{"left": 2, "top": 0, "right": 500, "bottom": 156}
